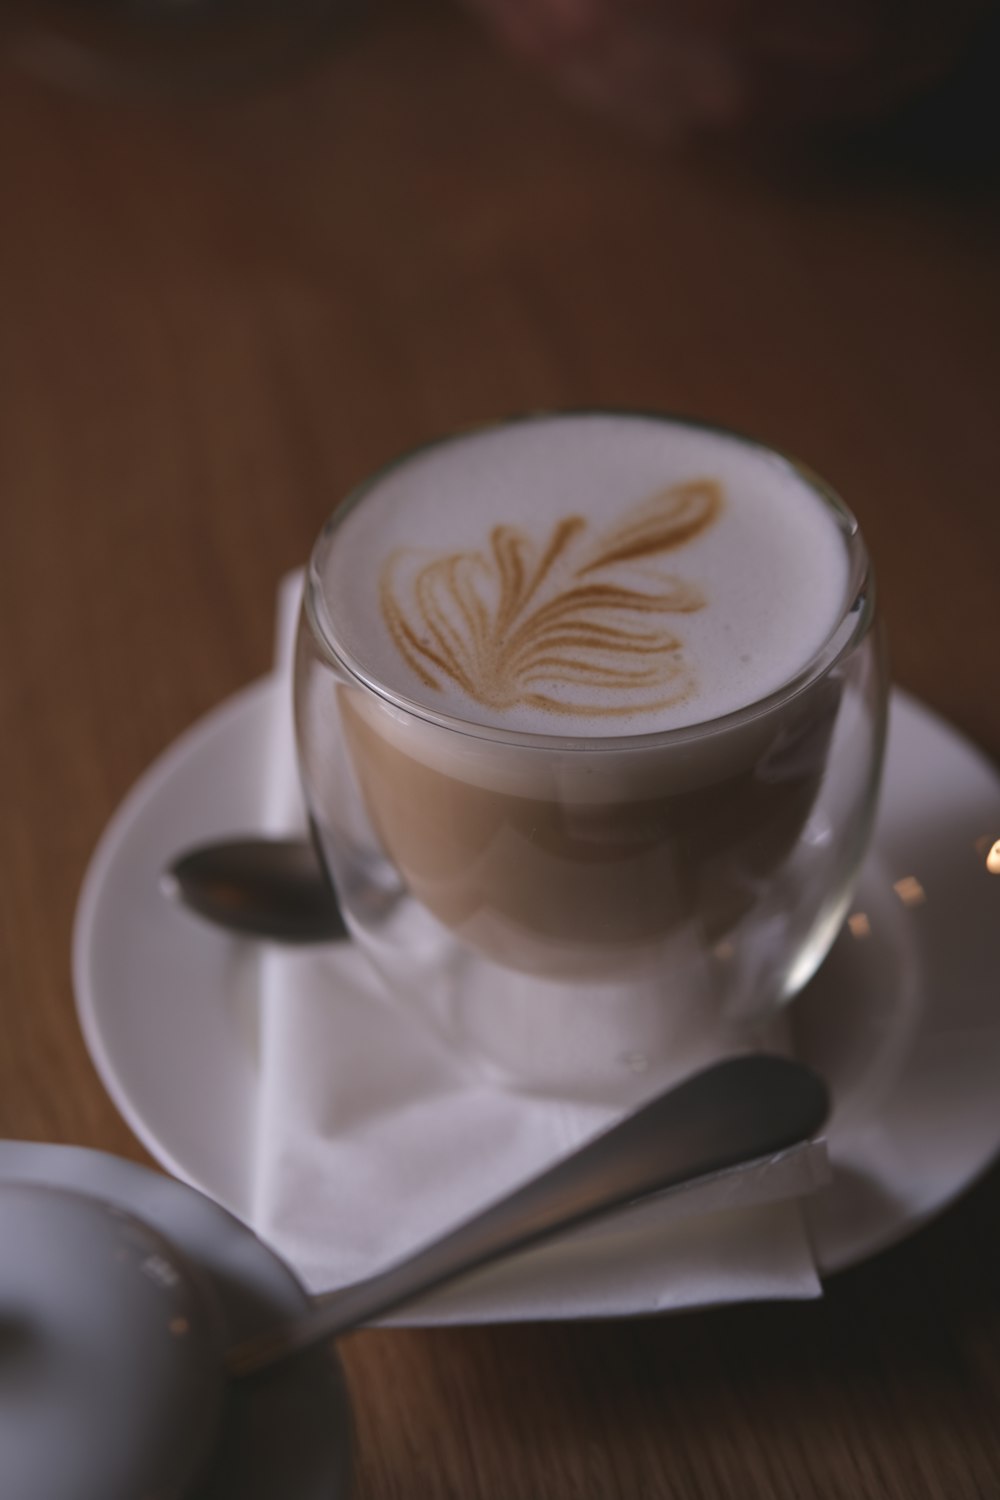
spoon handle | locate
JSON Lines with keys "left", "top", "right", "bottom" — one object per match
{"left": 227, "top": 1054, "right": 827, "bottom": 1377}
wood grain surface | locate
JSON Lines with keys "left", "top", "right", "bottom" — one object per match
{"left": 1, "top": 2, "right": 999, "bottom": 1496}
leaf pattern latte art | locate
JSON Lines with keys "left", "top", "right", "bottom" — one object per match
{"left": 379, "top": 479, "right": 723, "bottom": 717}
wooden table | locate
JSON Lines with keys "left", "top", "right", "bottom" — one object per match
{"left": 2, "top": 2, "right": 999, "bottom": 1495}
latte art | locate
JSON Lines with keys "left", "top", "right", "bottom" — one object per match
{"left": 379, "top": 480, "right": 722, "bottom": 717}
{"left": 317, "top": 413, "right": 852, "bottom": 734}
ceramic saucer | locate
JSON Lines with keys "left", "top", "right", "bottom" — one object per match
{"left": 73, "top": 680, "right": 1000, "bottom": 1294}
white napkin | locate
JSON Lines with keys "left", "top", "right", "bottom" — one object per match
{"left": 250, "top": 572, "right": 828, "bottom": 1318}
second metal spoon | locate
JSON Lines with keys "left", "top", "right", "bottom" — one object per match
{"left": 5, "top": 1053, "right": 828, "bottom": 1500}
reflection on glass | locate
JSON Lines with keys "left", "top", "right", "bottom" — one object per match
{"left": 893, "top": 875, "right": 926, "bottom": 907}
{"left": 847, "top": 912, "right": 872, "bottom": 939}
{"left": 987, "top": 840, "right": 1000, "bottom": 876}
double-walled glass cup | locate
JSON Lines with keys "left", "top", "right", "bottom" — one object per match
{"left": 294, "top": 415, "right": 888, "bottom": 1102}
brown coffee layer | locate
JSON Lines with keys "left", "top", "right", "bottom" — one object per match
{"left": 336, "top": 683, "right": 836, "bottom": 981}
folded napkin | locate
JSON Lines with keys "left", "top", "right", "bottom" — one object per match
{"left": 250, "top": 572, "right": 829, "bottom": 1318}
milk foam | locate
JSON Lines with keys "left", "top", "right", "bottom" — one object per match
{"left": 316, "top": 415, "right": 852, "bottom": 737}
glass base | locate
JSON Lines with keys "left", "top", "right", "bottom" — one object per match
{"left": 350, "top": 898, "right": 779, "bottom": 1107}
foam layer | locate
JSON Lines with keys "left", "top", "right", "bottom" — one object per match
{"left": 316, "top": 415, "right": 852, "bottom": 736}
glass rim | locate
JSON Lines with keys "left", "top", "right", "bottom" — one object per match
{"left": 303, "top": 408, "right": 875, "bottom": 754}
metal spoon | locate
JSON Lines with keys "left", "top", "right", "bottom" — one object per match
{"left": 227, "top": 1052, "right": 829, "bottom": 1375}
{"left": 4, "top": 1054, "right": 827, "bottom": 1498}
{"left": 162, "top": 835, "right": 347, "bottom": 943}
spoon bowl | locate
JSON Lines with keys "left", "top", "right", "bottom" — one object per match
{"left": 162, "top": 835, "right": 347, "bottom": 943}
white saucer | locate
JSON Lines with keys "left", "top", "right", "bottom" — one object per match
{"left": 0, "top": 1141, "right": 351, "bottom": 1499}
{"left": 73, "top": 679, "right": 1000, "bottom": 1294}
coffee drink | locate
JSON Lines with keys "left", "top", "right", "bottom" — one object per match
{"left": 296, "top": 414, "right": 877, "bottom": 991}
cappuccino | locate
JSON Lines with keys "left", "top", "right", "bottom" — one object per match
{"left": 315, "top": 413, "right": 849, "bottom": 736}
{"left": 297, "top": 414, "right": 874, "bottom": 988}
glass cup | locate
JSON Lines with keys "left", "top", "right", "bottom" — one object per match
{"left": 294, "top": 413, "right": 888, "bottom": 1103}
